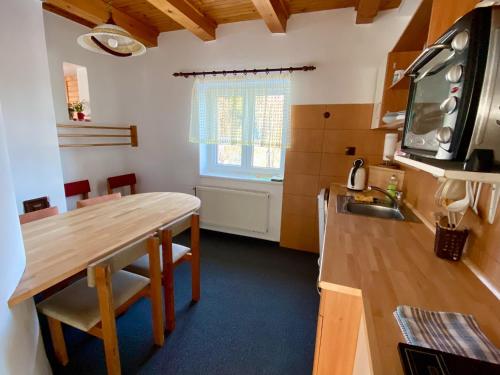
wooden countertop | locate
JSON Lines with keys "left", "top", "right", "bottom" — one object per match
{"left": 9, "top": 192, "right": 200, "bottom": 307}
{"left": 320, "top": 184, "right": 500, "bottom": 375}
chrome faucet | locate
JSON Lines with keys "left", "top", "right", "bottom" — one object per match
{"left": 367, "top": 186, "right": 400, "bottom": 209}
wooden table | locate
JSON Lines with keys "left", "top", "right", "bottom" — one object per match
{"left": 8, "top": 192, "right": 201, "bottom": 308}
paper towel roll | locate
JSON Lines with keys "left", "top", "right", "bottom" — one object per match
{"left": 383, "top": 133, "right": 398, "bottom": 161}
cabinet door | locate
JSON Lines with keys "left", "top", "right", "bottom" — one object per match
{"left": 313, "top": 289, "right": 364, "bottom": 375}
{"left": 427, "top": 0, "right": 479, "bottom": 44}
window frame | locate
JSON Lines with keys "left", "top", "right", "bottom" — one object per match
{"left": 199, "top": 89, "right": 288, "bottom": 179}
{"left": 201, "top": 142, "right": 286, "bottom": 179}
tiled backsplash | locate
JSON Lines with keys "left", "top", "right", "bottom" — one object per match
{"left": 280, "top": 103, "right": 390, "bottom": 252}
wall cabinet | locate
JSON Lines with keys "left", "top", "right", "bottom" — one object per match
{"left": 370, "top": 0, "right": 433, "bottom": 130}
{"left": 371, "top": 50, "right": 421, "bottom": 129}
{"left": 427, "top": 0, "right": 479, "bottom": 44}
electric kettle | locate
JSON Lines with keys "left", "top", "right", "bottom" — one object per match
{"left": 347, "top": 158, "right": 366, "bottom": 191}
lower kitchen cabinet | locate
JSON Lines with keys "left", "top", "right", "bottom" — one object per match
{"left": 313, "top": 286, "right": 373, "bottom": 375}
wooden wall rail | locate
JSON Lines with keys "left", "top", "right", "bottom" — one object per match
{"left": 57, "top": 124, "right": 138, "bottom": 148}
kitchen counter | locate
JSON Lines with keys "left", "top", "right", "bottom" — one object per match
{"left": 319, "top": 184, "right": 500, "bottom": 375}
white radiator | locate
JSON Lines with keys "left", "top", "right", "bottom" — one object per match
{"left": 195, "top": 186, "right": 270, "bottom": 233}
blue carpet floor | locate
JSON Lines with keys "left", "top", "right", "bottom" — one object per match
{"left": 40, "top": 230, "right": 320, "bottom": 375}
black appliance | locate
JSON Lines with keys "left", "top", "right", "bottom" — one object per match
{"left": 398, "top": 343, "right": 500, "bottom": 375}
{"left": 402, "top": 6, "right": 500, "bottom": 171}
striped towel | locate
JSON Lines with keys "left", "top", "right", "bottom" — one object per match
{"left": 394, "top": 305, "right": 500, "bottom": 364}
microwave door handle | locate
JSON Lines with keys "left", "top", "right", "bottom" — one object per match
{"left": 414, "top": 51, "right": 456, "bottom": 83}
{"left": 404, "top": 43, "right": 452, "bottom": 77}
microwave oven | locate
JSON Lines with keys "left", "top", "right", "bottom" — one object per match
{"left": 401, "top": 6, "right": 500, "bottom": 171}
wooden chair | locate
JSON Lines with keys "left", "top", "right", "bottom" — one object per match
{"left": 23, "top": 196, "right": 50, "bottom": 213}
{"left": 127, "top": 214, "right": 200, "bottom": 332}
{"left": 107, "top": 173, "right": 137, "bottom": 195}
{"left": 19, "top": 206, "right": 59, "bottom": 224}
{"left": 64, "top": 180, "right": 91, "bottom": 200}
{"left": 37, "top": 236, "right": 164, "bottom": 375}
{"left": 77, "top": 193, "right": 122, "bottom": 208}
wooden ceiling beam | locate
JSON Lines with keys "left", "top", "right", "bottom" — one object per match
{"left": 145, "top": 0, "right": 217, "bottom": 41}
{"left": 356, "top": 0, "right": 382, "bottom": 24}
{"left": 251, "top": 0, "right": 289, "bottom": 33}
{"left": 43, "top": 0, "right": 159, "bottom": 47}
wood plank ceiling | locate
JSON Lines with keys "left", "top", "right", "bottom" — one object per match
{"left": 42, "top": 0, "right": 402, "bottom": 47}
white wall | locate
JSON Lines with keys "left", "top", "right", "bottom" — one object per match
{"left": 42, "top": 6, "right": 415, "bottom": 239}
{"left": 129, "top": 7, "right": 414, "bottom": 241}
{"left": 0, "top": 1, "right": 71, "bottom": 373}
{"left": 0, "top": 0, "right": 66, "bottom": 213}
{"left": 43, "top": 12, "right": 146, "bottom": 208}
{"left": 76, "top": 65, "right": 92, "bottom": 117}
{"left": 0, "top": 102, "right": 52, "bottom": 375}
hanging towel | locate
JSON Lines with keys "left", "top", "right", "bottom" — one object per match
{"left": 394, "top": 305, "right": 500, "bottom": 364}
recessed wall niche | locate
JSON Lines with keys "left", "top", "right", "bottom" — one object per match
{"left": 63, "top": 62, "right": 92, "bottom": 121}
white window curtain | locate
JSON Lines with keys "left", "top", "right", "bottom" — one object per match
{"left": 189, "top": 73, "right": 291, "bottom": 148}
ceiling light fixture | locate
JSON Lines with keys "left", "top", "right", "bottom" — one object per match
{"left": 77, "top": 1, "right": 146, "bottom": 57}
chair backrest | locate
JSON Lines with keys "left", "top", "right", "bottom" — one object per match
{"left": 23, "top": 196, "right": 50, "bottom": 213}
{"left": 107, "top": 173, "right": 137, "bottom": 195}
{"left": 19, "top": 206, "right": 59, "bottom": 224}
{"left": 87, "top": 236, "right": 157, "bottom": 287}
{"left": 76, "top": 193, "right": 121, "bottom": 208}
{"left": 64, "top": 180, "right": 91, "bottom": 199}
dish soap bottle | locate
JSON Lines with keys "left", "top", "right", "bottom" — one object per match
{"left": 387, "top": 175, "right": 398, "bottom": 199}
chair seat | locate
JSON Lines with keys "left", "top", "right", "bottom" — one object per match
{"left": 126, "top": 243, "right": 190, "bottom": 277}
{"left": 37, "top": 270, "right": 149, "bottom": 332}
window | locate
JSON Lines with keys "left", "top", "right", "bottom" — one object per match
{"left": 63, "top": 62, "right": 92, "bottom": 121}
{"left": 191, "top": 74, "right": 291, "bottom": 179}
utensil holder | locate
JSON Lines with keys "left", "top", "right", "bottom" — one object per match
{"left": 434, "top": 223, "right": 469, "bottom": 261}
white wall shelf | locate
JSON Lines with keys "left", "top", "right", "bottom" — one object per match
{"left": 395, "top": 155, "right": 500, "bottom": 183}
{"left": 395, "top": 154, "right": 500, "bottom": 223}
{"left": 379, "top": 120, "right": 405, "bottom": 130}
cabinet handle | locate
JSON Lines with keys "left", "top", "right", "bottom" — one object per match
{"left": 323, "top": 112, "right": 331, "bottom": 119}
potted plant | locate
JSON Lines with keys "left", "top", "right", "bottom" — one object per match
{"left": 72, "top": 101, "right": 86, "bottom": 121}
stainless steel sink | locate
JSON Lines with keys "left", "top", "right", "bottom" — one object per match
{"left": 336, "top": 195, "right": 420, "bottom": 222}
{"left": 345, "top": 201, "right": 405, "bottom": 220}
